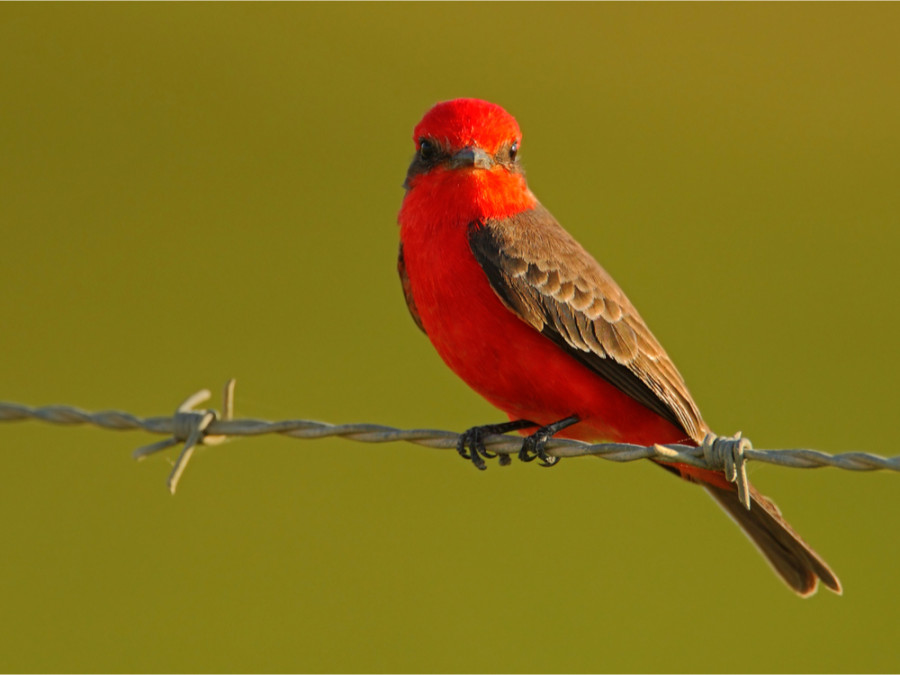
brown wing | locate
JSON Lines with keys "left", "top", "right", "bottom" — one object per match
{"left": 398, "top": 242, "right": 426, "bottom": 335}
{"left": 468, "top": 204, "right": 707, "bottom": 443}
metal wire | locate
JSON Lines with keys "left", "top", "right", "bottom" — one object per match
{"left": 2, "top": 379, "right": 896, "bottom": 495}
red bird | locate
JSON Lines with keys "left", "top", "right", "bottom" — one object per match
{"left": 397, "top": 98, "right": 840, "bottom": 596}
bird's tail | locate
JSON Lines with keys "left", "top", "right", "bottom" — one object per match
{"left": 656, "top": 459, "right": 841, "bottom": 596}
{"left": 702, "top": 479, "right": 841, "bottom": 596}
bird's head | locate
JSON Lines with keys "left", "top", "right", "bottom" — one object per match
{"left": 403, "top": 99, "right": 527, "bottom": 196}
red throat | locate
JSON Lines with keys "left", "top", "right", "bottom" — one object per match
{"left": 401, "top": 167, "right": 536, "bottom": 230}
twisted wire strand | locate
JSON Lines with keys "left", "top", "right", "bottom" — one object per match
{"left": 1, "top": 380, "right": 896, "bottom": 495}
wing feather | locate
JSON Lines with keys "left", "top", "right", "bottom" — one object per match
{"left": 468, "top": 205, "right": 707, "bottom": 442}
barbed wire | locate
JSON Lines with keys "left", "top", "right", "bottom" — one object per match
{"left": 1, "top": 379, "right": 897, "bottom": 501}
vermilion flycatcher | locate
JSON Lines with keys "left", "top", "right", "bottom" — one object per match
{"left": 397, "top": 98, "right": 840, "bottom": 596}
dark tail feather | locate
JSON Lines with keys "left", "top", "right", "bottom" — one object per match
{"left": 704, "top": 482, "right": 842, "bottom": 597}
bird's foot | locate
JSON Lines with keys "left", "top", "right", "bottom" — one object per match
{"left": 457, "top": 419, "right": 537, "bottom": 470}
{"left": 518, "top": 415, "right": 581, "bottom": 467}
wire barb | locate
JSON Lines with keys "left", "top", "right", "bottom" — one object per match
{"left": 701, "top": 432, "right": 752, "bottom": 509}
{"left": 2, "top": 380, "right": 899, "bottom": 495}
{"left": 131, "top": 379, "right": 235, "bottom": 493}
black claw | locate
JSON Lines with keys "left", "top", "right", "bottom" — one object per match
{"left": 517, "top": 415, "right": 581, "bottom": 468}
{"left": 519, "top": 433, "right": 558, "bottom": 466}
{"left": 518, "top": 438, "right": 538, "bottom": 463}
{"left": 455, "top": 429, "right": 486, "bottom": 470}
{"left": 456, "top": 420, "right": 537, "bottom": 470}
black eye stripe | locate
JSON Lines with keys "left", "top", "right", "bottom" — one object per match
{"left": 404, "top": 137, "right": 445, "bottom": 187}
{"left": 418, "top": 137, "right": 436, "bottom": 160}
{"left": 405, "top": 136, "right": 523, "bottom": 189}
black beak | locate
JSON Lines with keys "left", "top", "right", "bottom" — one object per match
{"left": 449, "top": 146, "right": 494, "bottom": 170}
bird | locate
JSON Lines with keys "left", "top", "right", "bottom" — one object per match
{"left": 397, "top": 97, "right": 840, "bottom": 597}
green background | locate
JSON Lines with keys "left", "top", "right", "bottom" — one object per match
{"left": 2, "top": 4, "right": 899, "bottom": 672}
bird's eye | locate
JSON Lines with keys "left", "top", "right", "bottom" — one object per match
{"left": 418, "top": 137, "right": 435, "bottom": 161}
{"left": 509, "top": 141, "right": 519, "bottom": 161}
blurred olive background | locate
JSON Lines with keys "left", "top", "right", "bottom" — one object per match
{"left": 1, "top": 3, "right": 898, "bottom": 673}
